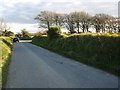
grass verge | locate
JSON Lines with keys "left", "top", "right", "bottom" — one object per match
{"left": 0, "top": 37, "right": 13, "bottom": 88}
{"left": 32, "top": 33, "right": 120, "bottom": 76}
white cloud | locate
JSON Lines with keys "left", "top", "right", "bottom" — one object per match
{"left": 3, "top": 0, "right": 40, "bottom": 5}
{"left": 8, "top": 23, "right": 39, "bottom": 33}
{"left": 0, "top": 6, "right": 4, "bottom": 16}
{"left": 1, "top": 0, "right": 119, "bottom": 33}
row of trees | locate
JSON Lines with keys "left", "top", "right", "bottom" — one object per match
{"left": 35, "top": 11, "right": 120, "bottom": 33}
{"left": 16, "top": 29, "right": 30, "bottom": 37}
{"left": 0, "top": 17, "right": 14, "bottom": 36}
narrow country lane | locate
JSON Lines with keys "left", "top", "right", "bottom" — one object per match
{"left": 5, "top": 41, "right": 118, "bottom": 88}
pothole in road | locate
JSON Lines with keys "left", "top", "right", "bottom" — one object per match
{"left": 56, "top": 61, "right": 63, "bottom": 64}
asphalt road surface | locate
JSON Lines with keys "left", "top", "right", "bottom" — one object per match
{"left": 5, "top": 41, "right": 119, "bottom": 88}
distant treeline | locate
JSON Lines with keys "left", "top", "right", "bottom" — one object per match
{"left": 35, "top": 11, "right": 120, "bottom": 33}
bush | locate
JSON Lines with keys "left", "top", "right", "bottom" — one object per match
{"left": 21, "top": 29, "right": 30, "bottom": 37}
{"left": 47, "top": 26, "right": 61, "bottom": 39}
{"left": 36, "top": 31, "right": 47, "bottom": 36}
{"left": 1, "top": 30, "right": 14, "bottom": 37}
{"left": 19, "top": 35, "right": 32, "bottom": 40}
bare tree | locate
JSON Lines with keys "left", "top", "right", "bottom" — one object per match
{"left": 35, "top": 10, "right": 118, "bottom": 34}
{"left": 91, "top": 14, "right": 116, "bottom": 33}
{"left": 64, "top": 14, "right": 76, "bottom": 34}
{"left": 52, "top": 12, "right": 64, "bottom": 27}
{"left": 35, "top": 11, "right": 54, "bottom": 30}
{"left": 79, "top": 11, "right": 91, "bottom": 33}
{"left": 70, "top": 12, "right": 80, "bottom": 33}
{"left": 0, "top": 18, "right": 10, "bottom": 36}
{"left": 105, "top": 15, "right": 118, "bottom": 33}
{"left": 67, "top": 11, "right": 92, "bottom": 33}
{"left": 0, "top": 18, "right": 4, "bottom": 31}
{"left": 0, "top": 18, "right": 6, "bottom": 35}
{"left": 21, "top": 28, "right": 30, "bottom": 37}
{"left": 92, "top": 14, "right": 103, "bottom": 32}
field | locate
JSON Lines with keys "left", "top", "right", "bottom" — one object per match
{"left": 32, "top": 33, "right": 120, "bottom": 76}
{"left": 0, "top": 37, "right": 13, "bottom": 87}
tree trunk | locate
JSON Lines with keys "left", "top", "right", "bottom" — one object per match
{"left": 83, "top": 24, "right": 85, "bottom": 32}
{"left": 118, "top": 26, "right": 120, "bottom": 33}
{"left": 55, "top": 19, "right": 58, "bottom": 26}
{"left": 77, "top": 23, "right": 79, "bottom": 33}
{"left": 86, "top": 26, "right": 89, "bottom": 32}
{"left": 95, "top": 25, "right": 98, "bottom": 33}
{"left": 47, "top": 21, "right": 50, "bottom": 30}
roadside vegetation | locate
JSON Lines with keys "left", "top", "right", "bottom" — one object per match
{"left": 32, "top": 32, "right": 120, "bottom": 76}
{"left": 0, "top": 37, "right": 13, "bottom": 87}
{"left": 0, "top": 17, "right": 13, "bottom": 88}
{"left": 32, "top": 10, "right": 120, "bottom": 76}
{"left": 16, "top": 29, "right": 33, "bottom": 40}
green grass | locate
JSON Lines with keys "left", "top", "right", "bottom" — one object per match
{"left": 0, "top": 37, "right": 13, "bottom": 87}
{"left": 32, "top": 33, "right": 120, "bottom": 76}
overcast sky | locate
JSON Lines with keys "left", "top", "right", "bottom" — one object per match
{"left": 0, "top": 0, "right": 119, "bottom": 33}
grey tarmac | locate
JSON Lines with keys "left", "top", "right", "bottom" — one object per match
{"left": 5, "top": 41, "right": 119, "bottom": 88}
